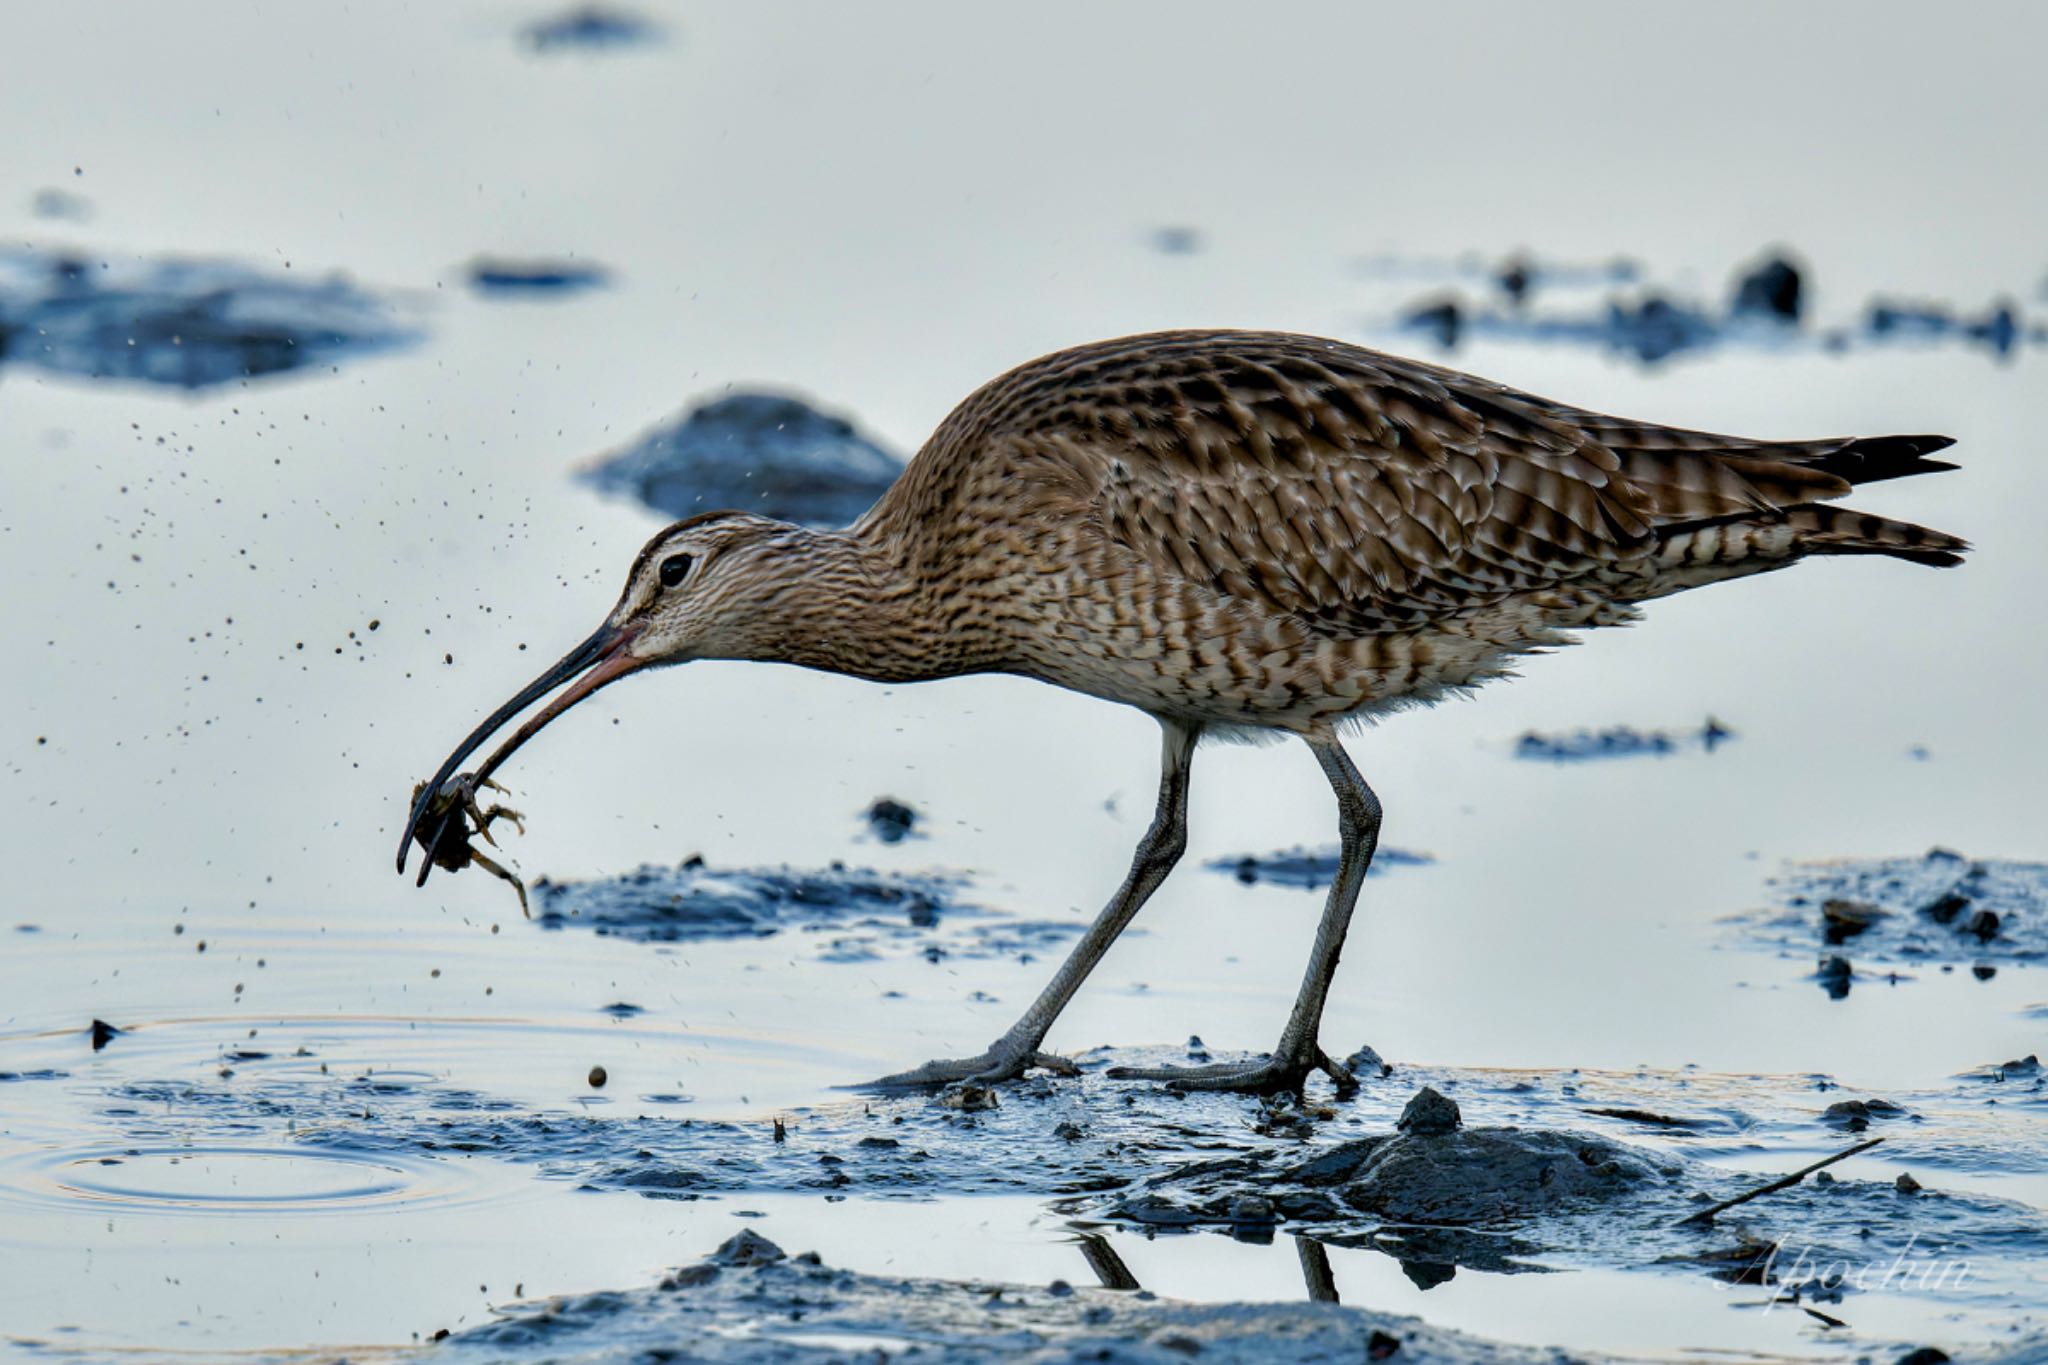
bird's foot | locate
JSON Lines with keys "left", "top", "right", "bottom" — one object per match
{"left": 1108, "top": 1045, "right": 1355, "bottom": 1097}
{"left": 850, "top": 1040, "right": 1080, "bottom": 1091}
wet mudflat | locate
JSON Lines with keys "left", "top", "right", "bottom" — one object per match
{"left": 56, "top": 1037, "right": 2048, "bottom": 1293}
{"left": 4, "top": 4, "right": 2047, "bottom": 1363}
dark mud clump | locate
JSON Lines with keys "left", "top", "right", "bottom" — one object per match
{"left": 0, "top": 245, "right": 416, "bottom": 389}
{"left": 1514, "top": 717, "right": 1732, "bottom": 763}
{"left": 431, "top": 1229, "right": 1591, "bottom": 1365}
{"left": 465, "top": 256, "right": 609, "bottom": 295}
{"left": 1727, "top": 848, "right": 2047, "bottom": 969}
{"left": 1730, "top": 254, "right": 1803, "bottom": 324}
{"left": 530, "top": 857, "right": 1078, "bottom": 963}
{"left": 1209, "top": 845, "right": 1433, "bottom": 889}
{"left": 577, "top": 392, "right": 903, "bottom": 526}
{"left": 862, "top": 796, "right": 919, "bottom": 844}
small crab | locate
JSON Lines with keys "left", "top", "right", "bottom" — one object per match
{"left": 408, "top": 773, "right": 530, "bottom": 915}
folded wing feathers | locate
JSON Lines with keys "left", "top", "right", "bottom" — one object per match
{"left": 943, "top": 332, "right": 1966, "bottom": 626}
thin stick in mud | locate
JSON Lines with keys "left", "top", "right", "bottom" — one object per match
{"left": 1675, "top": 1136, "right": 1885, "bottom": 1227}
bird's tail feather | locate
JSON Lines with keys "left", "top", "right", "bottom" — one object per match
{"left": 1778, "top": 503, "right": 1969, "bottom": 568}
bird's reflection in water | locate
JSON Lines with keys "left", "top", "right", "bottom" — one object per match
{"left": 1068, "top": 1227, "right": 1461, "bottom": 1306}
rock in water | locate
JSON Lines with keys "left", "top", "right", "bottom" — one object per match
{"left": 578, "top": 392, "right": 903, "bottom": 527}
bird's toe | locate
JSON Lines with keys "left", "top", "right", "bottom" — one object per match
{"left": 846, "top": 1044, "right": 1073, "bottom": 1091}
{"left": 1110, "top": 1046, "right": 1349, "bottom": 1097}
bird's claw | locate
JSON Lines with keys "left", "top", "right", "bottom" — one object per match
{"left": 850, "top": 1044, "right": 1079, "bottom": 1091}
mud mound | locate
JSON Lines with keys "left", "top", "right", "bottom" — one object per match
{"left": 1112, "top": 1087, "right": 1684, "bottom": 1246}
{"left": 431, "top": 1229, "right": 1605, "bottom": 1364}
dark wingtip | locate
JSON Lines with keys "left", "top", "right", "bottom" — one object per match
{"left": 1818, "top": 434, "right": 1961, "bottom": 486}
{"left": 1858, "top": 433, "right": 1956, "bottom": 456}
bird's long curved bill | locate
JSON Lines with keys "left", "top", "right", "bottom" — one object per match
{"left": 395, "top": 623, "right": 643, "bottom": 880}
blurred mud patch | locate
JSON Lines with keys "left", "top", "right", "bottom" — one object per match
{"left": 521, "top": 5, "right": 662, "bottom": 52}
{"left": 465, "top": 256, "right": 609, "bottom": 295}
{"left": 429, "top": 1228, "right": 1570, "bottom": 1365}
{"left": 531, "top": 857, "right": 1079, "bottom": 963}
{"left": 577, "top": 392, "right": 902, "bottom": 526}
{"left": 1366, "top": 246, "right": 2039, "bottom": 367}
{"left": 1208, "top": 846, "right": 1434, "bottom": 889}
{"left": 1513, "top": 718, "right": 1733, "bottom": 763}
{"left": 1725, "top": 848, "right": 2047, "bottom": 971}
{"left": 0, "top": 245, "right": 417, "bottom": 389}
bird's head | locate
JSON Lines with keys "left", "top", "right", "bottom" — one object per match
{"left": 394, "top": 510, "right": 796, "bottom": 876}
{"left": 602, "top": 510, "right": 811, "bottom": 666}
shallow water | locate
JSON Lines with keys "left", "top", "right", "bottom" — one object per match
{"left": 3, "top": 3, "right": 2046, "bottom": 1361}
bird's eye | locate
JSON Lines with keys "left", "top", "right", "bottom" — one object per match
{"left": 659, "top": 554, "right": 693, "bottom": 589}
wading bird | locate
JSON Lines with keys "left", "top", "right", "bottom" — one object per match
{"left": 398, "top": 330, "right": 1964, "bottom": 1095}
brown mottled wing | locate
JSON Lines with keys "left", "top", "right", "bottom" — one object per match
{"left": 972, "top": 332, "right": 1847, "bottom": 633}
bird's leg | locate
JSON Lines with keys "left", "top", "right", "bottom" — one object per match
{"left": 1110, "top": 736, "right": 1379, "bottom": 1096}
{"left": 1297, "top": 1237, "right": 1340, "bottom": 1304}
{"left": 854, "top": 720, "right": 1200, "bottom": 1089}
